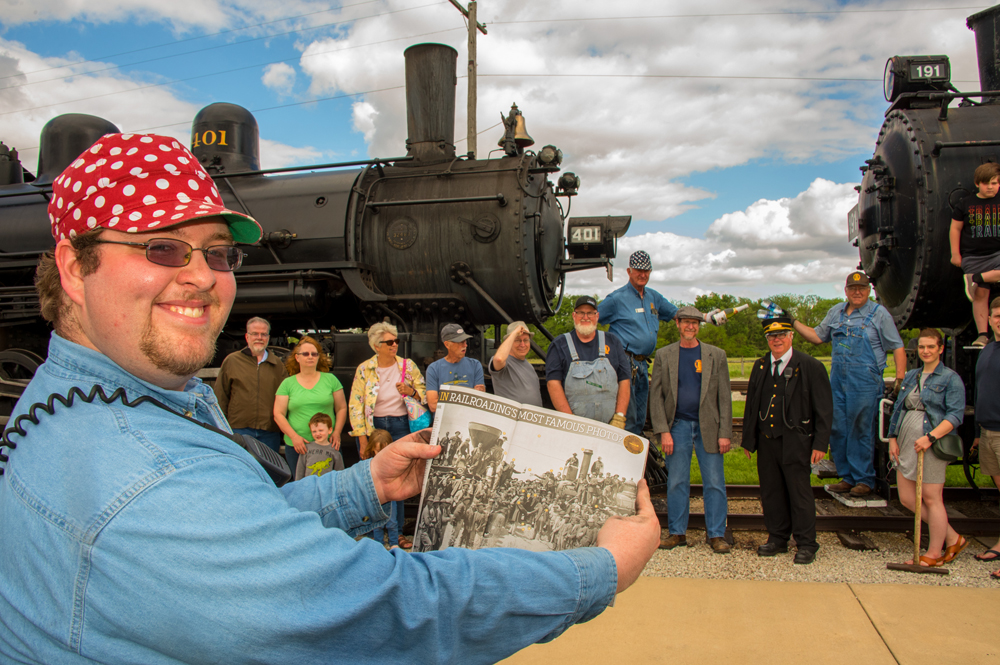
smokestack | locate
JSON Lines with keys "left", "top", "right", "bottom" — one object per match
{"left": 403, "top": 43, "right": 457, "bottom": 162}
{"left": 968, "top": 4, "right": 1000, "bottom": 102}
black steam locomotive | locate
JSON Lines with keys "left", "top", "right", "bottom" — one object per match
{"left": 851, "top": 5, "right": 1000, "bottom": 494}
{"left": 0, "top": 43, "right": 629, "bottom": 410}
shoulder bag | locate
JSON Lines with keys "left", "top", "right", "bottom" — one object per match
{"left": 400, "top": 359, "right": 433, "bottom": 432}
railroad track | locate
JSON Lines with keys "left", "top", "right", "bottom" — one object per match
{"left": 651, "top": 485, "right": 1000, "bottom": 535}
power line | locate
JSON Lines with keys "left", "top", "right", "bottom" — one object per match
{"left": 0, "top": 0, "right": 386, "bottom": 82}
{"left": 1, "top": 1, "right": 443, "bottom": 92}
{"left": 480, "top": 73, "right": 882, "bottom": 82}
{"left": 491, "top": 6, "right": 990, "bottom": 25}
{"left": 0, "top": 27, "right": 464, "bottom": 118}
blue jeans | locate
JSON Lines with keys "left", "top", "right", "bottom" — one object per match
{"left": 666, "top": 418, "right": 727, "bottom": 538}
{"left": 829, "top": 364, "right": 882, "bottom": 488}
{"left": 625, "top": 358, "right": 648, "bottom": 436}
{"left": 372, "top": 414, "right": 409, "bottom": 544}
{"left": 232, "top": 428, "right": 282, "bottom": 455}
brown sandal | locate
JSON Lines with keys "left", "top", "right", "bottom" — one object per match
{"left": 905, "top": 555, "right": 943, "bottom": 567}
{"left": 941, "top": 535, "right": 968, "bottom": 563}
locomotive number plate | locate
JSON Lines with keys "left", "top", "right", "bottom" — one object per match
{"left": 386, "top": 217, "right": 418, "bottom": 250}
{"left": 569, "top": 225, "right": 601, "bottom": 244}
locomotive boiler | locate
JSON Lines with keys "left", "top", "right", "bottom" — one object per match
{"left": 0, "top": 43, "right": 629, "bottom": 394}
{"left": 850, "top": 4, "right": 1000, "bottom": 493}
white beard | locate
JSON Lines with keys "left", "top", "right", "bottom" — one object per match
{"left": 575, "top": 322, "right": 597, "bottom": 337}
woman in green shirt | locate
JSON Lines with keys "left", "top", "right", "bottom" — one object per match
{"left": 273, "top": 336, "right": 348, "bottom": 477}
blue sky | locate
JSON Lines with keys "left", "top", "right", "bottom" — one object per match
{"left": 0, "top": 1, "right": 990, "bottom": 301}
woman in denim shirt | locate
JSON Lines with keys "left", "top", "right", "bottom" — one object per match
{"left": 887, "top": 328, "right": 968, "bottom": 566}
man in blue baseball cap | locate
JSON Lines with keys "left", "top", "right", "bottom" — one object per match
{"left": 597, "top": 250, "right": 678, "bottom": 436}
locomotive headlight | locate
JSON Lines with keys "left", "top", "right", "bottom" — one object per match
{"left": 557, "top": 172, "right": 580, "bottom": 196}
{"left": 565, "top": 215, "right": 631, "bottom": 263}
{"left": 537, "top": 144, "right": 563, "bottom": 167}
{"left": 883, "top": 55, "right": 951, "bottom": 102}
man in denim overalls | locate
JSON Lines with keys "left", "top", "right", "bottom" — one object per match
{"left": 794, "top": 272, "right": 906, "bottom": 498}
{"left": 546, "top": 296, "right": 631, "bottom": 426}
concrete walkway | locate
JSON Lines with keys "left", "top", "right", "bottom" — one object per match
{"left": 504, "top": 576, "right": 1000, "bottom": 664}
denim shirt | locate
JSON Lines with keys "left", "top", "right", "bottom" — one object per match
{"left": 597, "top": 282, "right": 677, "bottom": 358}
{"left": 887, "top": 363, "right": 966, "bottom": 438}
{"left": 0, "top": 334, "right": 616, "bottom": 664}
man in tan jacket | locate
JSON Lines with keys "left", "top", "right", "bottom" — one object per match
{"left": 214, "top": 317, "right": 288, "bottom": 453}
{"left": 649, "top": 306, "right": 733, "bottom": 553}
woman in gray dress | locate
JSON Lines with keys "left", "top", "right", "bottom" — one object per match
{"left": 887, "top": 328, "right": 968, "bottom": 567}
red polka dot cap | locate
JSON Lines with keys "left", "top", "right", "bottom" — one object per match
{"left": 47, "top": 133, "right": 263, "bottom": 244}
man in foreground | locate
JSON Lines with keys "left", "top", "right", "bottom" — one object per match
{"left": 546, "top": 296, "right": 631, "bottom": 427}
{"left": 214, "top": 316, "right": 287, "bottom": 453}
{"left": 597, "top": 250, "right": 677, "bottom": 435}
{"left": 793, "top": 272, "right": 905, "bottom": 498}
{"left": 743, "top": 317, "right": 832, "bottom": 565}
{"left": 649, "top": 306, "right": 733, "bottom": 553}
{"left": 0, "top": 134, "right": 659, "bottom": 663}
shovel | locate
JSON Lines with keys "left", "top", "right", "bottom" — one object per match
{"left": 887, "top": 449, "right": 949, "bottom": 575}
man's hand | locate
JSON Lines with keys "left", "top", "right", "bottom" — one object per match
{"left": 951, "top": 253, "right": 962, "bottom": 268}
{"left": 810, "top": 450, "right": 826, "bottom": 465}
{"left": 718, "top": 437, "right": 731, "bottom": 454}
{"left": 609, "top": 413, "right": 626, "bottom": 429}
{"left": 596, "top": 479, "right": 660, "bottom": 594}
{"left": 369, "top": 429, "right": 441, "bottom": 503}
{"left": 660, "top": 432, "right": 674, "bottom": 456}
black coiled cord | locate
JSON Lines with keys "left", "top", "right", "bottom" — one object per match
{"left": 0, "top": 384, "right": 289, "bottom": 486}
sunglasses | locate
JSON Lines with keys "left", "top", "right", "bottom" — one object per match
{"left": 296, "top": 351, "right": 320, "bottom": 357}
{"left": 379, "top": 339, "right": 399, "bottom": 346}
{"left": 95, "top": 238, "right": 244, "bottom": 271}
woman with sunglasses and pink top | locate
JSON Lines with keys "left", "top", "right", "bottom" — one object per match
{"left": 348, "top": 323, "right": 427, "bottom": 547}
{"left": 273, "top": 336, "right": 347, "bottom": 477}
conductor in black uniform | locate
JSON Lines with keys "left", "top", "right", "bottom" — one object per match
{"left": 743, "top": 317, "right": 833, "bottom": 564}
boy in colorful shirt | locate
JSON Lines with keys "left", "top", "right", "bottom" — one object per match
{"left": 950, "top": 162, "right": 1000, "bottom": 346}
{"left": 294, "top": 413, "right": 345, "bottom": 480}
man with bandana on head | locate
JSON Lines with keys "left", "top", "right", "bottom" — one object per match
{"left": 597, "top": 250, "right": 678, "bottom": 436}
{"left": 0, "top": 134, "right": 661, "bottom": 663}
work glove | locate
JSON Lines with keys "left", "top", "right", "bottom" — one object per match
{"left": 609, "top": 413, "right": 626, "bottom": 429}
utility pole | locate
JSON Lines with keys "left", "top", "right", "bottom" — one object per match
{"left": 448, "top": 0, "right": 487, "bottom": 158}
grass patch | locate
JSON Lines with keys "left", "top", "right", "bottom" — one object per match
{"left": 726, "top": 356, "right": 900, "bottom": 379}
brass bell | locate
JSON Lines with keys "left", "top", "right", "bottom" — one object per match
{"left": 497, "top": 104, "right": 534, "bottom": 155}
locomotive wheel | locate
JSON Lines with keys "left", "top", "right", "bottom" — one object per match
{"left": 0, "top": 348, "right": 44, "bottom": 382}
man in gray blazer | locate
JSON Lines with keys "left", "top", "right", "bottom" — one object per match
{"left": 649, "top": 306, "right": 733, "bottom": 553}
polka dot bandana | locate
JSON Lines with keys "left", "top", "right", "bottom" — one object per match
{"left": 47, "top": 133, "right": 262, "bottom": 244}
{"left": 629, "top": 250, "right": 651, "bottom": 271}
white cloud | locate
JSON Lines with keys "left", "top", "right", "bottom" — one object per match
{"left": 0, "top": 37, "right": 321, "bottom": 175}
{"left": 1, "top": 0, "right": 344, "bottom": 32}
{"left": 287, "top": 0, "right": 979, "bottom": 226}
{"left": 258, "top": 138, "right": 321, "bottom": 169}
{"left": 262, "top": 63, "right": 296, "bottom": 96}
{"left": 351, "top": 101, "right": 378, "bottom": 143}
{"left": 566, "top": 178, "right": 859, "bottom": 300}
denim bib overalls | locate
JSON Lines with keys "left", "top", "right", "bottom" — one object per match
{"left": 828, "top": 305, "right": 883, "bottom": 488}
{"left": 563, "top": 331, "right": 617, "bottom": 423}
